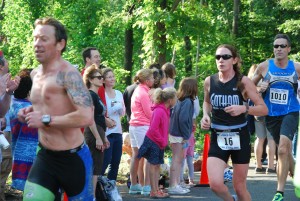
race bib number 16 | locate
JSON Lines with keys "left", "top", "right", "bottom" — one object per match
{"left": 217, "top": 132, "right": 241, "bottom": 150}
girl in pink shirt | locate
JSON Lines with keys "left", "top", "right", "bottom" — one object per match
{"left": 138, "top": 87, "right": 177, "bottom": 199}
{"left": 128, "top": 69, "right": 154, "bottom": 196}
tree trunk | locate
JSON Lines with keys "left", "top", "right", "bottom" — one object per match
{"left": 0, "top": 0, "right": 5, "bottom": 20}
{"left": 0, "top": 0, "right": 4, "bottom": 10}
{"left": 171, "top": 0, "right": 181, "bottom": 12}
{"left": 184, "top": 36, "right": 192, "bottom": 76}
{"left": 195, "top": 35, "right": 200, "bottom": 77}
{"left": 153, "top": 0, "right": 181, "bottom": 66}
{"left": 124, "top": 28, "right": 134, "bottom": 85}
{"left": 156, "top": 21, "right": 166, "bottom": 65}
{"left": 154, "top": 0, "right": 167, "bottom": 65}
{"left": 250, "top": 0, "right": 254, "bottom": 63}
{"left": 200, "top": 0, "right": 208, "bottom": 6}
{"left": 124, "top": 5, "right": 135, "bottom": 86}
{"left": 232, "top": 0, "right": 240, "bottom": 37}
{"left": 171, "top": 46, "right": 176, "bottom": 64}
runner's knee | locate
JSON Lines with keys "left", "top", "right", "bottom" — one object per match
{"left": 23, "top": 181, "right": 56, "bottom": 201}
{"left": 278, "top": 145, "right": 290, "bottom": 155}
{"left": 278, "top": 136, "right": 292, "bottom": 154}
{"left": 233, "top": 181, "right": 247, "bottom": 195}
{"left": 210, "top": 181, "right": 226, "bottom": 194}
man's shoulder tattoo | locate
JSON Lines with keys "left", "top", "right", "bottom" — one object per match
{"left": 57, "top": 71, "right": 92, "bottom": 107}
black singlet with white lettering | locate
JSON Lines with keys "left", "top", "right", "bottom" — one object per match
{"left": 209, "top": 73, "right": 246, "bottom": 126}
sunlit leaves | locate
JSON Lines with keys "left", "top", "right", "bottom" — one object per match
{"left": 279, "top": 19, "right": 300, "bottom": 35}
{"left": 0, "top": 0, "right": 37, "bottom": 74}
{"left": 279, "top": 0, "right": 300, "bottom": 10}
{"left": 1, "top": 0, "right": 300, "bottom": 78}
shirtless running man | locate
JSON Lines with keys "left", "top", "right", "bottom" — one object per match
{"left": 18, "top": 17, "right": 94, "bottom": 201}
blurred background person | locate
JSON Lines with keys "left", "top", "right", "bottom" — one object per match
{"left": 168, "top": 77, "right": 197, "bottom": 195}
{"left": 129, "top": 69, "right": 154, "bottom": 196}
{"left": 123, "top": 71, "right": 140, "bottom": 124}
{"left": 0, "top": 51, "right": 20, "bottom": 117}
{"left": 248, "top": 64, "right": 276, "bottom": 174}
{"left": 83, "top": 64, "right": 108, "bottom": 198}
{"left": 8, "top": 69, "right": 38, "bottom": 191}
{"left": 137, "top": 87, "right": 177, "bottom": 198}
{"left": 180, "top": 96, "right": 200, "bottom": 187}
{"left": 152, "top": 69, "right": 166, "bottom": 89}
{"left": 0, "top": 51, "right": 20, "bottom": 200}
{"left": 0, "top": 114, "right": 12, "bottom": 201}
{"left": 161, "top": 63, "right": 176, "bottom": 89}
{"left": 101, "top": 68, "right": 125, "bottom": 181}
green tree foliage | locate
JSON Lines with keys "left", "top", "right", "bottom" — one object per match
{"left": 0, "top": 0, "right": 298, "bottom": 98}
{"left": 1, "top": 0, "right": 297, "bottom": 79}
{"left": 278, "top": 0, "right": 300, "bottom": 59}
{"left": 0, "top": 0, "right": 37, "bottom": 75}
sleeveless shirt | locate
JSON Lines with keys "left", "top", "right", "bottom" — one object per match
{"left": 210, "top": 73, "right": 247, "bottom": 129}
{"left": 263, "top": 59, "right": 299, "bottom": 116}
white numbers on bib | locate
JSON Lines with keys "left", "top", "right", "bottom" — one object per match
{"left": 269, "top": 88, "right": 288, "bottom": 105}
{"left": 217, "top": 132, "right": 241, "bottom": 150}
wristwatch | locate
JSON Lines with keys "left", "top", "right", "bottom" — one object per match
{"left": 41, "top": 115, "right": 51, "bottom": 127}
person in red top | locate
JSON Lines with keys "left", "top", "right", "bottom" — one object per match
{"left": 137, "top": 87, "right": 177, "bottom": 199}
{"left": 81, "top": 47, "right": 106, "bottom": 104}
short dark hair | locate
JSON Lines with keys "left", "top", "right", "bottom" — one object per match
{"left": 82, "top": 47, "right": 98, "bottom": 65}
{"left": 274, "top": 34, "right": 291, "bottom": 47}
{"left": 14, "top": 69, "right": 33, "bottom": 99}
{"left": 152, "top": 69, "right": 165, "bottom": 88}
{"left": 34, "top": 17, "right": 68, "bottom": 53}
{"left": 148, "top": 63, "right": 161, "bottom": 70}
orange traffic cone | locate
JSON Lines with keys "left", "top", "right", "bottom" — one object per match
{"left": 63, "top": 193, "right": 68, "bottom": 201}
{"left": 195, "top": 133, "right": 210, "bottom": 187}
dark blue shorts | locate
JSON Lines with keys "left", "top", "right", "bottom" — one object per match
{"left": 137, "top": 136, "right": 164, "bottom": 165}
{"left": 266, "top": 112, "right": 299, "bottom": 145}
{"left": 25, "top": 143, "right": 93, "bottom": 200}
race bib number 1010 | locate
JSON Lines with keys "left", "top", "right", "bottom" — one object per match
{"left": 269, "top": 88, "right": 288, "bottom": 105}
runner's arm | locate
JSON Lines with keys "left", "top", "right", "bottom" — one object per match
{"left": 242, "top": 76, "right": 268, "bottom": 117}
{"left": 201, "top": 77, "right": 212, "bottom": 130}
{"left": 50, "top": 69, "right": 94, "bottom": 128}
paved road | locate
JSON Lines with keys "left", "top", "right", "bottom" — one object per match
{"left": 119, "top": 162, "right": 299, "bottom": 201}
{"left": 4, "top": 160, "right": 298, "bottom": 200}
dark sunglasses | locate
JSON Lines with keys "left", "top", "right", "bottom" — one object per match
{"left": 273, "top": 44, "right": 288, "bottom": 49}
{"left": 215, "top": 54, "right": 233, "bottom": 60}
{"left": 92, "top": 75, "right": 103, "bottom": 80}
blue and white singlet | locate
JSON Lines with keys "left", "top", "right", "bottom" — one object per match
{"left": 263, "top": 59, "right": 299, "bottom": 116}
